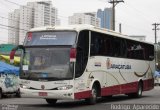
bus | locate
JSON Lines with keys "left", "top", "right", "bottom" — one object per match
{"left": 10, "top": 24, "right": 155, "bottom": 104}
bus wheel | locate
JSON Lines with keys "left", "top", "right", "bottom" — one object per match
{"left": 86, "top": 85, "right": 98, "bottom": 105}
{"left": 46, "top": 99, "right": 57, "bottom": 105}
{"left": 135, "top": 82, "right": 143, "bottom": 98}
{"left": 128, "top": 82, "right": 143, "bottom": 98}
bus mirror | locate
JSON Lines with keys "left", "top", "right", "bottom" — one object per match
{"left": 10, "top": 50, "right": 16, "bottom": 64}
{"left": 10, "top": 45, "right": 25, "bottom": 64}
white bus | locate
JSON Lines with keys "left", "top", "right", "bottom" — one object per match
{"left": 10, "top": 25, "right": 155, "bottom": 104}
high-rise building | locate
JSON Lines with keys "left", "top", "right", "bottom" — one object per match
{"left": 8, "top": 1, "right": 60, "bottom": 45}
{"left": 19, "top": 2, "right": 34, "bottom": 44}
{"left": 33, "top": 1, "right": 59, "bottom": 27}
{"left": 68, "top": 12, "right": 100, "bottom": 27}
{"left": 8, "top": 9, "right": 20, "bottom": 45}
{"left": 97, "top": 8, "right": 112, "bottom": 30}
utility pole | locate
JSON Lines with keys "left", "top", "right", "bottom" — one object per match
{"left": 109, "top": 0, "right": 124, "bottom": 31}
{"left": 152, "top": 23, "right": 160, "bottom": 44}
{"left": 152, "top": 23, "right": 160, "bottom": 69}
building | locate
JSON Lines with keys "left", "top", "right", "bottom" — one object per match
{"left": 8, "top": 1, "right": 60, "bottom": 45}
{"left": 33, "top": 1, "right": 59, "bottom": 27}
{"left": 129, "top": 35, "right": 146, "bottom": 41}
{"left": 19, "top": 2, "right": 34, "bottom": 45}
{"left": 8, "top": 9, "right": 20, "bottom": 45}
{"left": 68, "top": 12, "right": 100, "bottom": 27}
{"left": 97, "top": 8, "right": 112, "bottom": 30}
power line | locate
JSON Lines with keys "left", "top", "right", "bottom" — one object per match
{"left": 126, "top": 2, "right": 156, "bottom": 23}
{"left": 3, "top": 0, "right": 68, "bottom": 20}
{"left": 0, "top": 23, "right": 28, "bottom": 31}
{"left": 0, "top": 26, "right": 19, "bottom": 32}
{"left": 0, "top": 16, "right": 31, "bottom": 26}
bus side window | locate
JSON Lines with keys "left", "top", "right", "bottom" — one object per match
{"left": 113, "top": 38, "right": 121, "bottom": 57}
{"left": 90, "top": 33, "right": 100, "bottom": 56}
{"left": 75, "top": 30, "right": 89, "bottom": 78}
{"left": 104, "top": 37, "right": 112, "bottom": 56}
{"left": 120, "top": 39, "right": 127, "bottom": 57}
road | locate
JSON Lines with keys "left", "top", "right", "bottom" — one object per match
{"left": 0, "top": 87, "right": 160, "bottom": 110}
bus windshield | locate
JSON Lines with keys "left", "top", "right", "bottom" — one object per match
{"left": 20, "top": 47, "right": 74, "bottom": 81}
{"left": 20, "top": 31, "right": 77, "bottom": 81}
{"left": 24, "top": 31, "right": 77, "bottom": 46}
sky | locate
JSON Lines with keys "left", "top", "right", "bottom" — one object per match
{"left": 0, "top": 0, "right": 160, "bottom": 44}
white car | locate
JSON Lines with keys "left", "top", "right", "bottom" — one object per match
{"left": 0, "top": 73, "right": 20, "bottom": 98}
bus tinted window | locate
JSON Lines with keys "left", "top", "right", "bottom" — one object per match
{"left": 90, "top": 31, "right": 154, "bottom": 61}
{"left": 24, "top": 31, "right": 77, "bottom": 46}
{"left": 112, "top": 38, "right": 127, "bottom": 57}
{"left": 90, "top": 31, "right": 127, "bottom": 57}
{"left": 75, "top": 30, "right": 89, "bottom": 78}
{"left": 127, "top": 40, "right": 154, "bottom": 60}
{"left": 127, "top": 40, "right": 145, "bottom": 59}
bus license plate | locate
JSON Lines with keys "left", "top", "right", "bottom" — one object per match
{"left": 39, "top": 92, "right": 48, "bottom": 96}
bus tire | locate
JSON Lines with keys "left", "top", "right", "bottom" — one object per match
{"left": 128, "top": 82, "right": 143, "bottom": 98}
{"left": 135, "top": 82, "right": 143, "bottom": 98}
{"left": 46, "top": 99, "right": 57, "bottom": 105}
{"left": 86, "top": 84, "right": 98, "bottom": 105}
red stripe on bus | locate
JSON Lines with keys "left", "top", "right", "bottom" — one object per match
{"left": 74, "top": 90, "right": 92, "bottom": 99}
{"left": 143, "top": 78, "right": 154, "bottom": 91}
{"left": 74, "top": 78, "right": 154, "bottom": 99}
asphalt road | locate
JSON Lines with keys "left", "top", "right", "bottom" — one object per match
{"left": 0, "top": 86, "right": 160, "bottom": 110}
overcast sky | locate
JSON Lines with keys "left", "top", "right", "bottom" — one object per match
{"left": 0, "top": 0, "right": 160, "bottom": 44}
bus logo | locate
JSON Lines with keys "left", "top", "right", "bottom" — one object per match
{"left": 106, "top": 58, "right": 131, "bottom": 69}
{"left": 41, "top": 85, "right": 45, "bottom": 90}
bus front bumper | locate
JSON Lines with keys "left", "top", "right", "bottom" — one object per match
{"left": 20, "top": 88, "right": 74, "bottom": 100}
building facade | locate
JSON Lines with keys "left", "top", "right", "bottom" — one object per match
{"left": 68, "top": 12, "right": 100, "bottom": 27}
{"left": 8, "top": 1, "right": 60, "bottom": 45}
{"left": 97, "top": 8, "right": 112, "bottom": 30}
{"left": 8, "top": 9, "right": 20, "bottom": 45}
{"left": 19, "top": 2, "right": 34, "bottom": 44}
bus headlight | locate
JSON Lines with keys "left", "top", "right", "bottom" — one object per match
{"left": 20, "top": 84, "right": 30, "bottom": 89}
{"left": 57, "top": 85, "right": 73, "bottom": 90}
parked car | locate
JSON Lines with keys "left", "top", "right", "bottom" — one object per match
{"left": 0, "top": 61, "right": 20, "bottom": 98}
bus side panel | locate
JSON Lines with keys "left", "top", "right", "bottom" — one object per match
{"left": 143, "top": 78, "right": 154, "bottom": 91}
{"left": 74, "top": 90, "right": 91, "bottom": 99}
{"left": 86, "top": 56, "right": 154, "bottom": 97}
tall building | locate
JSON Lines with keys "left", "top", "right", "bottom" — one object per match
{"left": 33, "top": 1, "right": 59, "bottom": 27}
{"left": 8, "top": 1, "right": 60, "bottom": 45}
{"left": 8, "top": 9, "right": 20, "bottom": 45}
{"left": 19, "top": 2, "right": 34, "bottom": 45}
{"left": 68, "top": 12, "right": 100, "bottom": 27}
{"left": 97, "top": 8, "right": 112, "bottom": 30}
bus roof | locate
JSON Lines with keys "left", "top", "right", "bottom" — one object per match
{"left": 29, "top": 24, "right": 153, "bottom": 45}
